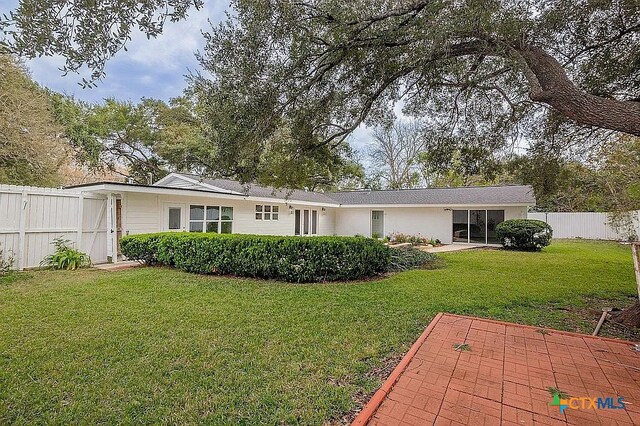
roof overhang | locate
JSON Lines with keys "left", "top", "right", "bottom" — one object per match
{"left": 67, "top": 182, "right": 340, "bottom": 207}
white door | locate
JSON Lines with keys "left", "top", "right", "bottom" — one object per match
{"left": 163, "top": 203, "right": 186, "bottom": 231}
{"left": 294, "top": 209, "right": 318, "bottom": 236}
{"left": 371, "top": 210, "right": 384, "bottom": 238}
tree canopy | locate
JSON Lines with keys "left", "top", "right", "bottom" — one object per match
{"left": 190, "top": 0, "right": 639, "bottom": 184}
{"left": 0, "top": 54, "right": 67, "bottom": 186}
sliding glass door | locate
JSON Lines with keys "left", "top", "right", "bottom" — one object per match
{"left": 452, "top": 210, "right": 468, "bottom": 242}
{"left": 452, "top": 209, "right": 504, "bottom": 244}
{"left": 487, "top": 210, "right": 505, "bottom": 244}
{"left": 469, "top": 210, "right": 487, "bottom": 243}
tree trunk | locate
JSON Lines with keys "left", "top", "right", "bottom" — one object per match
{"left": 611, "top": 243, "right": 640, "bottom": 328}
{"left": 519, "top": 47, "right": 640, "bottom": 136}
{"left": 610, "top": 301, "right": 640, "bottom": 328}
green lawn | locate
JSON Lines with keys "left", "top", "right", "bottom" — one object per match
{"left": 0, "top": 240, "right": 636, "bottom": 424}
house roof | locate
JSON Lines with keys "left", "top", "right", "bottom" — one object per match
{"left": 164, "top": 173, "right": 535, "bottom": 206}
{"left": 177, "top": 174, "right": 338, "bottom": 204}
{"left": 325, "top": 185, "right": 536, "bottom": 206}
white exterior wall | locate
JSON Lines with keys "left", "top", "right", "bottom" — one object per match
{"left": 125, "top": 193, "right": 159, "bottom": 234}
{"left": 335, "top": 205, "right": 528, "bottom": 243}
{"left": 123, "top": 192, "right": 337, "bottom": 237}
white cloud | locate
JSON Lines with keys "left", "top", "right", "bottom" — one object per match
{"left": 1, "top": 0, "right": 230, "bottom": 102}
{"left": 124, "top": 1, "right": 229, "bottom": 71}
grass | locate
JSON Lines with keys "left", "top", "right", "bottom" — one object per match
{"left": 0, "top": 240, "right": 636, "bottom": 424}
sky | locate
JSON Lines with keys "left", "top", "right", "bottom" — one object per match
{"left": 0, "top": 0, "right": 373, "bottom": 152}
{"left": 0, "top": 0, "right": 229, "bottom": 102}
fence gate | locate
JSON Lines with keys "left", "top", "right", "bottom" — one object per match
{"left": 0, "top": 184, "right": 108, "bottom": 270}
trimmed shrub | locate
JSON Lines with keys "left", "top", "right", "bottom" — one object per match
{"left": 388, "top": 246, "right": 443, "bottom": 272}
{"left": 119, "top": 233, "right": 166, "bottom": 265}
{"left": 121, "top": 233, "right": 390, "bottom": 282}
{"left": 495, "top": 219, "right": 553, "bottom": 251}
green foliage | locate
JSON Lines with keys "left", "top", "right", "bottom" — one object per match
{"left": 121, "top": 233, "right": 390, "bottom": 282}
{"left": 0, "top": 54, "right": 67, "bottom": 186}
{"left": 387, "top": 232, "right": 428, "bottom": 245}
{"left": 496, "top": 219, "right": 553, "bottom": 252}
{"left": 117, "top": 233, "right": 166, "bottom": 265}
{"left": 190, "top": 0, "right": 640, "bottom": 188}
{"left": 503, "top": 136, "right": 640, "bottom": 218}
{"left": 51, "top": 96, "right": 207, "bottom": 184}
{"left": 387, "top": 247, "right": 442, "bottom": 272}
{"left": 40, "top": 238, "right": 91, "bottom": 270}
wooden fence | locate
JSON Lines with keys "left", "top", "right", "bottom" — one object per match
{"left": 528, "top": 211, "right": 640, "bottom": 241}
{"left": 0, "top": 184, "right": 108, "bottom": 270}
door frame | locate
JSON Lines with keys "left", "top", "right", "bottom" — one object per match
{"left": 162, "top": 202, "right": 187, "bottom": 232}
{"left": 294, "top": 208, "right": 318, "bottom": 236}
{"left": 452, "top": 209, "right": 504, "bottom": 245}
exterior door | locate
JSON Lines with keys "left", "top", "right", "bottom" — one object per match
{"left": 115, "top": 199, "right": 123, "bottom": 256}
{"left": 452, "top": 209, "right": 505, "bottom": 244}
{"left": 163, "top": 203, "right": 186, "bottom": 231}
{"left": 469, "top": 210, "right": 487, "bottom": 243}
{"left": 294, "top": 209, "right": 318, "bottom": 236}
{"left": 371, "top": 210, "right": 384, "bottom": 238}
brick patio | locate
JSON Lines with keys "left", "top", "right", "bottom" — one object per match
{"left": 353, "top": 313, "right": 640, "bottom": 425}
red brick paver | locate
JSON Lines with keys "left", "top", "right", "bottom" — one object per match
{"left": 353, "top": 313, "right": 640, "bottom": 426}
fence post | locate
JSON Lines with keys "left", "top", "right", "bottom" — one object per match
{"left": 76, "top": 193, "right": 84, "bottom": 250}
{"left": 16, "top": 190, "right": 28, "bottom": 270}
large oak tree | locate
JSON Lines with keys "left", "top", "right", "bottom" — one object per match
{"left": 190, "top": 0, "right": 639, "bottom": 183}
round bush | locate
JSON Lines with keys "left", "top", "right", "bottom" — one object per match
{"left": 121, "top": 232, "right": 390, "bottom": 283}
{"left": 495, "top": 219, "right": 553, "bottom": 251}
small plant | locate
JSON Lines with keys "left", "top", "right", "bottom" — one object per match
{"left": 41, "top": 238, "right": 91, "bottom": 270}
{"left": 386, "top": 232, "right": 430, "bottom": 246}
{"left": 0, "top": 243, "right": 15, "bottom": 275}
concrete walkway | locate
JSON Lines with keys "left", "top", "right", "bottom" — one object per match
{"left": 353, "top": 313, "right": 640, "bottom": 425}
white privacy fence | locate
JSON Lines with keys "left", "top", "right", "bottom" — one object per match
{"left": 528, "top": 211, "right": 640, "bottom": 240}
{"left": 0, "top": 184, "right": 108, "bottom": 269}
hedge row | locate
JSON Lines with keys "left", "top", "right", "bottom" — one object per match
{"left": 120, "top": 232, "right": 390, "bottom": 282}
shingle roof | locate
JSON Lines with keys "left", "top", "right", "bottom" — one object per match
{"left": 184, "top": 175, "right": 338, "bottom": 204}
{"left": 177, "top": 174, "right": 535, "bottom": 206}
{"left": 325, "top": 185, "right": 536, "bottom": 205}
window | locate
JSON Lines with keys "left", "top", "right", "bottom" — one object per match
{"left": 168, "top": 208, "right": 182, "bottom": 230}
{"left": 190, "top": 205, "right": 233, "bottom": 234}
{"left": 255, "top": 205, "right": 279, "bottom": 221}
